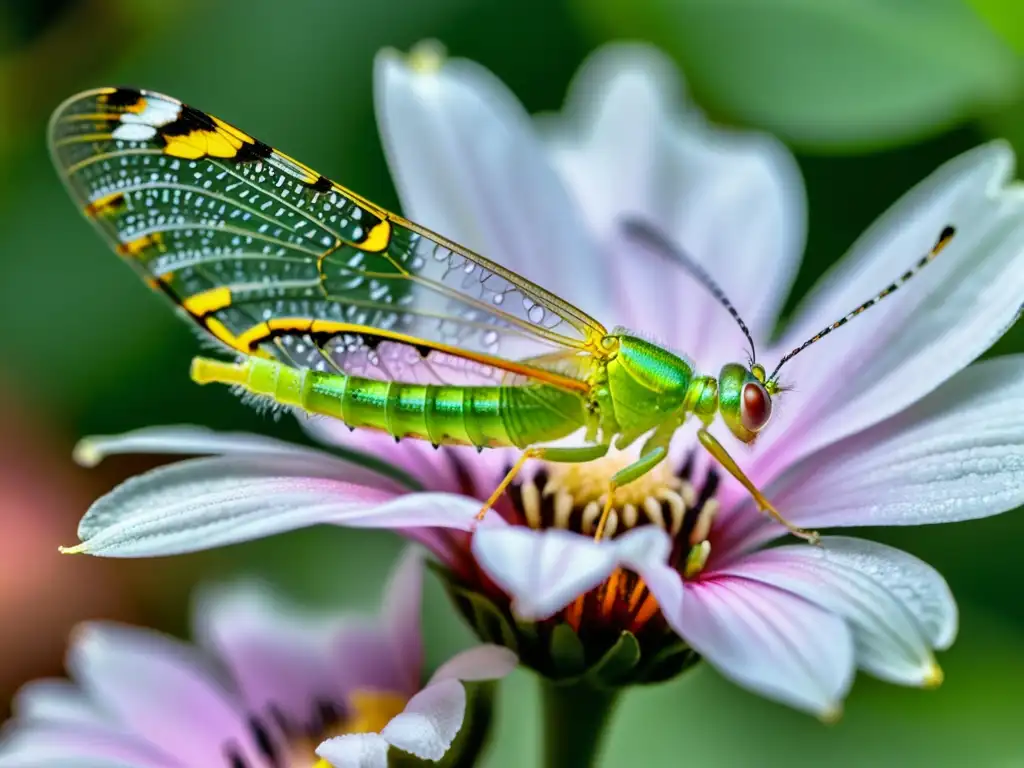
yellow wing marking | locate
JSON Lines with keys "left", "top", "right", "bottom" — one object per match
{"left": 116, "top": 233, "right": 165, "bottom": 259}
{"left": 163, "top": 117, "right": 256, "bottom": 160}
{"left": 83, "top": 191, "right": 126, "bottom": 218}
{"left": 182, "top": 286, "right": 232, "bottom": 315}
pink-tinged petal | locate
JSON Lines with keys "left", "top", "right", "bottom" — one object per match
{"left": 545, "top": 43, "right": 805, "bottom": 358}
{"left": 756, "top": 142, "right": 1024, "bottom": 476}
{"left": 383, "top": 547, "right": 425, "bottom": 693}
{"left": 66, "top": 455, "right": 490, "bottom": 558}
{"left": 300, "top": 419, "right": 463, "bottom": 493}
{"left": 316, "top": 733, "right": 389, "bottom": 768}
{"left": 373, "top": 47, "right": 607, "bottom": 314}
{"left": 0, "top": 722, "right": 179, "bottom": 767}
{"left": 67, "top": 623, "right": 263, "bottom": 766}
{"left": 11, "top": 679, "right": 111, "bottom": 729}
{"left": 379, "top": 679, "right": 465, "bottom": 761}
{"left": 331, "top": 626, "right": 413, "bottom": 700}
{"left": 717, "top": 537, "right": 953, "bottom": 686}
{"left": 192, "top": 582, "right": 345, "bottom": 732}
{"left": 725, "top": 355, "right": 1024, "bottom": 553}
{"left": 680, "top": 577, "right": 854, "bottom": 718}
{"left": 329, "top": 548, "right": 433, "bottom": 699}
{"left": 471, "top": 526, "right": 674, "bottom": 620}
{"left": 427, "top": 645, "right": 518, "bottom": 685}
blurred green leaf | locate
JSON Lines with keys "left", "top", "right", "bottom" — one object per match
{"left": 578, "top": 0, "right": 1021, "bottom": 152}
{"left": 968, "top": 0, "right": 1024, "bottom": 53}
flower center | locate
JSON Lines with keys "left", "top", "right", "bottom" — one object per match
{"left": 500, "top": 449, "right": 720, "bottom": 642}
{"left": 510, "top": 449, "right": 717, "bottom": 547}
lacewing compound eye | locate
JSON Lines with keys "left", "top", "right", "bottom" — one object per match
{"left": 741, "top": 381, "right": 772, "bottom": 432}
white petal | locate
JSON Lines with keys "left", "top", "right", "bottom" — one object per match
{"left": 192, "top": 581, "right": 345, "bottom": 728}
{"left": 11, "top": 679, "right": 111, "bottom": 729}
{"left": 727, "top": 355, "right": 1024, "bottom": 552}
{"left": 545, "top": 42, "right": 805, "bottom": 358}
{"left": 373, "top": 47, "right": 607, "bottom": 312}
{"left": 680, "top": 577, "right": 854, "bottom": 718}
{"left": 718, "top": 537, "right": 953, "bottom": 686}
{"left": 0, "top": 722, "right": 178, "bottom": 767}
{"left": 67, "top": 623, "right": 261, "bottom": 766}
{"left": 427, "top": 645, "right": 518, "bottom": 685}
{"left": 66, "top": 455, "right": 483, "bottom": 557}
{"left": 470, "top": 526, "right": 674, "bottom": 620}
{"left": 757, "top": 141, "right": 1024, "bottom": 473}
{"left": 316, "top": 733, "right": 390, "bottom": 768}
{"left": 379, "top": 679, "right": 465, "bottom": 761}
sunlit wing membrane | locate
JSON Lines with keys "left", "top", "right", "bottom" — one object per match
{"left": 49, "top": 87, "right": 607, "bottom": 391}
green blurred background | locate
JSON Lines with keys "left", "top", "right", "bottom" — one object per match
{"left": 1, "top": 0, "right": 1023, "bottom": 764}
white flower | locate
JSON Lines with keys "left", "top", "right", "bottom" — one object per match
{"left": 60, "top": 43, "right": 1024, "bottom": 718}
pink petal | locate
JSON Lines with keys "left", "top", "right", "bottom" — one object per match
{"left": 329, "top": 547, "right": 434, "bottom": 699}
{"left": 427, "top": 645, "right": 518, "bottom": 685}
{"left": 379, "top": 679, "right": 466, "bottom": 761}
{"left": 755, "top": 142, "right": 1024, "bottom": 477}
{"left": 373, "top": 48, "right": 607, "bottom": 315}
{"left": 67, "top": 623, "right": 263, "bottom": 766}
{"left": 316, "top": 733, "right": 389, "bottom": 768}
{"left": 192, "top": 582, "right": 346, "bottom": 732}
{"left": 383, "top": 547, "right": 426, "bottom": 693}
{"left": 716, "top": 537, "right": 953, "bottom": 686}
{"left": 300, "top": 419, "right": 462, "bottom": 493}
{"left": 722, "top": 355, "right": 1024, "bottom": 554}
{"left": 470, "top": 526, "right": 675, "bottom": 620}
{"left": 680, "top": 576, "right": 854, "bottom": 718}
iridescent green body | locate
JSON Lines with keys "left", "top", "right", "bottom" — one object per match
{"left": 193, "top": 334, "right": 755, "bottom": 455}
{"left": 303, "top": 368, "right": 587, "bottom": 449}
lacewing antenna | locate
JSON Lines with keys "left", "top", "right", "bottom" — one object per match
{"left": 621, "top": 217, "right": 758, "bottom": 366}
{"left": 767, "top": 225, "right": 956, "bottom": 383}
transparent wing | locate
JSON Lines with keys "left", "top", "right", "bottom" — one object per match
{"left": 49, "top": 87, "right": 607, "bottom": 390}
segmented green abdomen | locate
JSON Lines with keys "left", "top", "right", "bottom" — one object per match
{"left": 191, "top": 356, "right": 586, "bottom": 449}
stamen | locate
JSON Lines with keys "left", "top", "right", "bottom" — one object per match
{"left": 581, "top": 500, "right": 601, "bottom": 534}
{"left": 663, "top": 491, "right": 685, "bottom": 536}
{"left": 643, "top": 497, "right": 665, "bottom": 530}
{"left": 627, "top": 580, "right": 647, "bottom": 613}
{"left": 520, "top": 479, "right": 542, "bottom": 529}
{"left": 553, "top": 491, "right": 573, "bottom": 529}
{"left": 689, "top": 499, "right": 719, "bottom": 546}
{"left": 601, "top": 569, "right": 624, "bottom": 618}
{"left": 630, "top": 595, "right": 661, "bottom": 632}
{"left": 684, "top": 541, "right": 711, "bottom": 578}
{"left": 565, "top": 595, "right": 584, "bottom": 631}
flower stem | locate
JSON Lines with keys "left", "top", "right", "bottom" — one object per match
{"left": 540, "top": 678, "right": 621, "bottom": 768}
